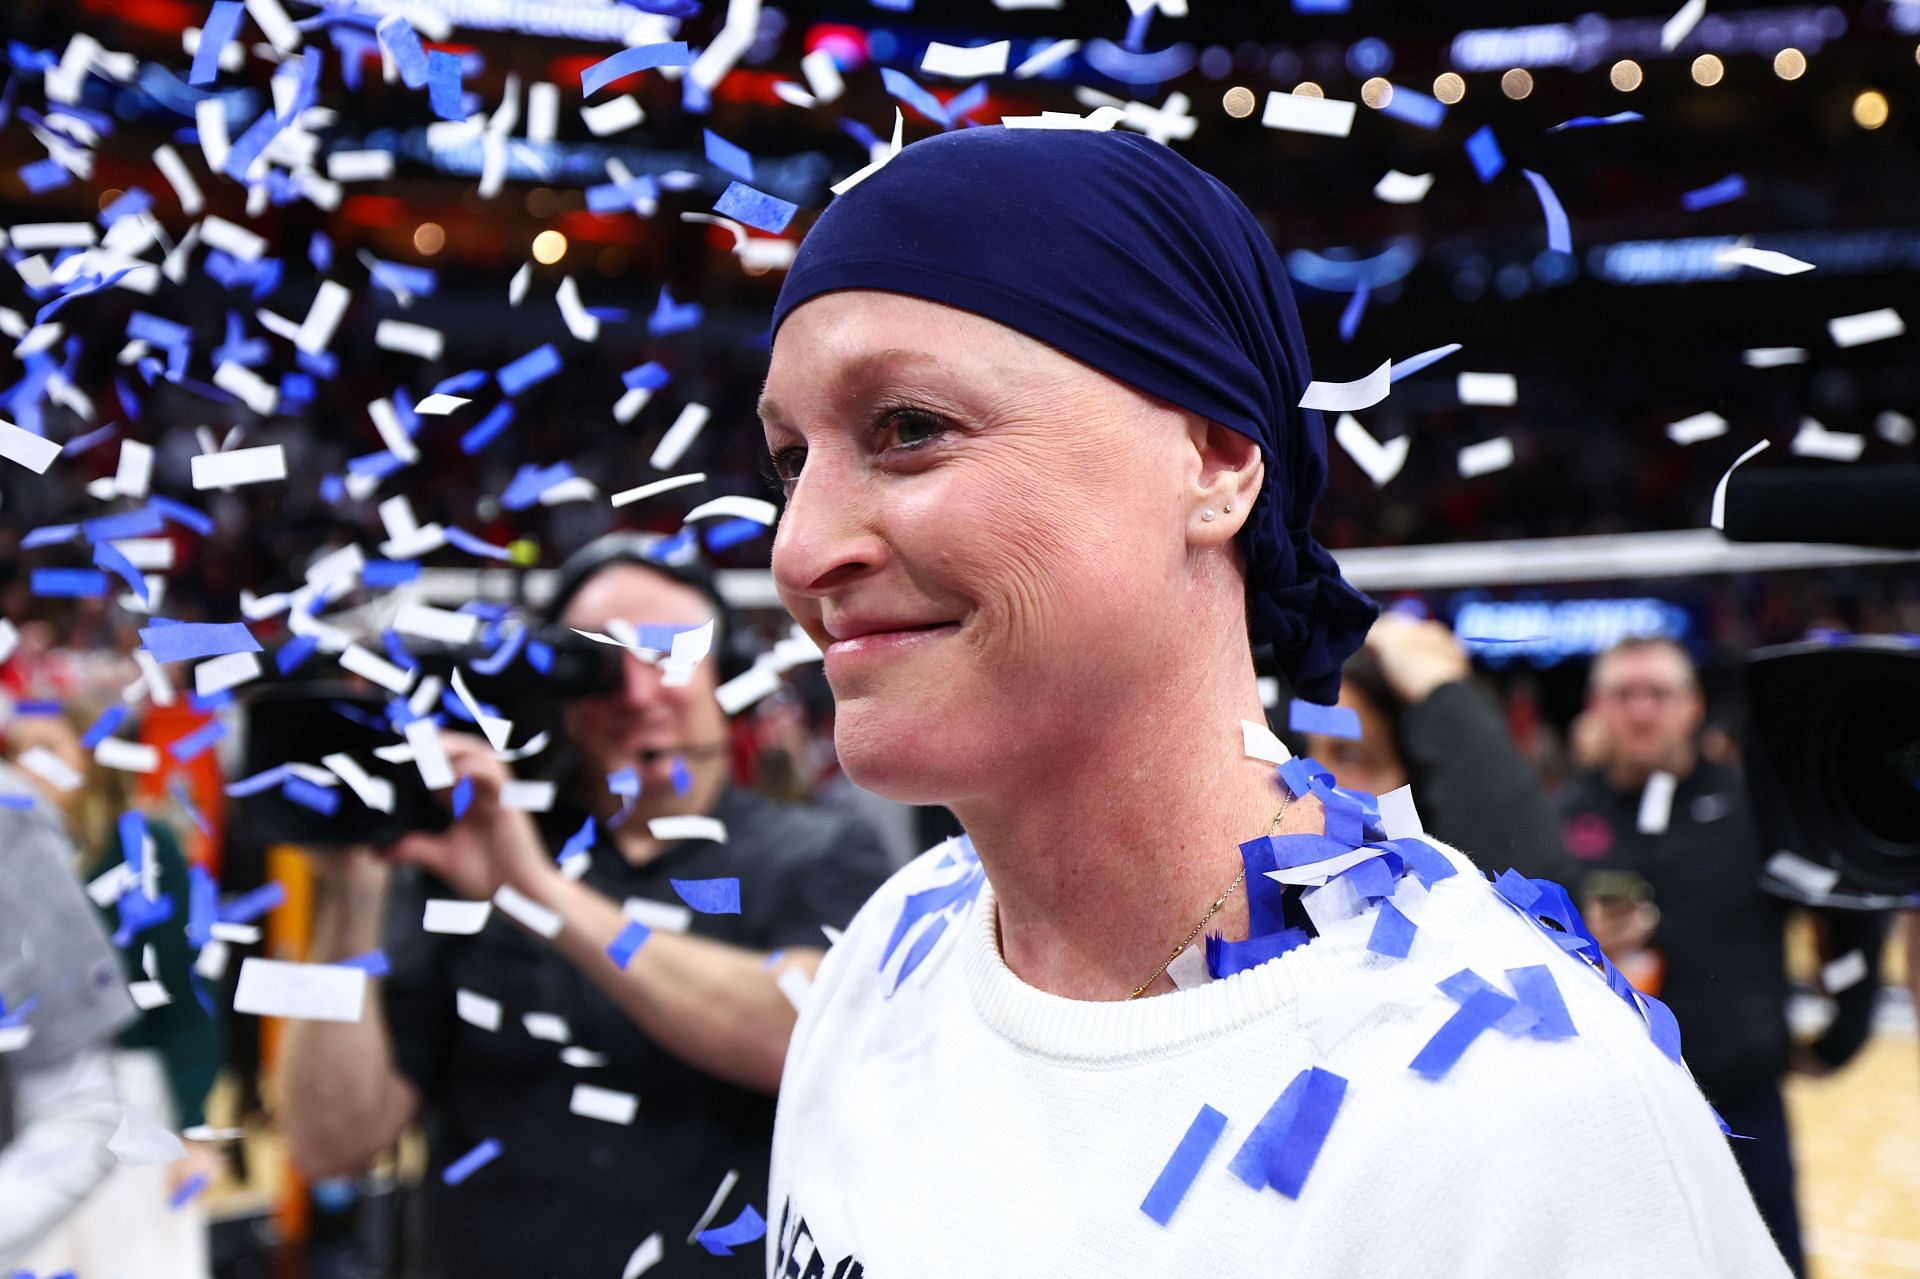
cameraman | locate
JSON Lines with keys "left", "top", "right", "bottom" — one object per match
{"left": 280, "top": 535, "right": 891, "bottom": 1278}
{"left": 1559, "top": 636, "right": 1885, "bottom": 1279}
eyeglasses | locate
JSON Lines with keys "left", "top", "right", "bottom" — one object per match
{"left": 1595, "top": 683, "right": 1689, "bottom": 705}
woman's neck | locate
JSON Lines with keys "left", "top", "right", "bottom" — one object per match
{"left": 954, "top": 665, "right": 1321, "bottom": 1002}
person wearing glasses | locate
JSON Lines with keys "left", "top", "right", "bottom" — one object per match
{"left": 279, "top": 535, "right": 890, "bottom": 1278}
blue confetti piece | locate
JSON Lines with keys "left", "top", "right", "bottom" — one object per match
{"left": 1410, "top": 987, "right": 1517, "bottom": 1080}
{"left": 1227, "top": 1067, "right": 1309, "bottom": 1188}
{"left": 64, "top": 423, "right": 119, "bottom": 456}
{"left": 172, "top": 782, "right": 214, "bottom": 837}
{"left": 432, "top": 368, "right": 489, "bottom": 397}
{"left": 168, "top": 1171, "right": 210, "bottom": 1210}
{"left": 580, "top": 41, "right": 690, "bottom": 96}
{"left": 1338, "top": 281, "right": 1368, "bottom": 344}
{"left": 12, "top": 700, "right": 62, "bottom": 717}
{"left": 1681, "top": 173, "right": 1746, "bottom": 212}
{"left": 1265, "top": 1067, "right": 1346, "bottom": 1199}
{"left": 714, "top": 181, "right": 797, "bottom": 235}
{"left": 1139, "top": 1103, "right": 1228, "bottom": 1226}
{"left": 1288, "top": 699, "right": 1361, "bottom": 740}
{"left": 22, "top": 524, "right": 79, "bottom": 549}
{"left": 1638, "top": 989, "right": 1683, "bottom": 1064}
{"left": 169, "top": 719, "right": 228, "bottom": 763}
{"left": 1366, "top": 898, "right": 1417, "bottom": 959}
{"left": 363, "top": 559, "right": 421, "bottom": 588}
{"left": 1507, "top": 964, "right": 1577, "bottom": 1040}
{"left": 703, "top": 517, "right": 766, "bottom": 553}
{"left": 0, "top": 794, "right": 36, "bottom": 811}
{"left": 497, "top": 344, "right": 561, "bottom": 396}
{"left": 337, "top": 949, "right": 390, "bottom": 977}
{"left": 224, "top": 107, "right": 286, "bottom": 183}
{"left": 880, "top": 66, "right": 950, "bottom": 127}
{"left": 1293, "top": 0, "right": 1349, "bottom": 10}
{"left": 669, "top": 756, "right": 692, "bottom": 796}
{"left": 276, "top": 633, "right": 320, "bottom": 675}
{"left": 648, "top": 287, "right": 703, "bottom": 336}
{"left": 20, "top": 157, "right": 71, "bottom": 194}
{"left": 459, "top": 401, "right": 516, "bottom": 454}
{"left": 282, "top": 776, "right": 340, "bottom": 815}
{"left": 1205, "top": 924, "right": 1311, "bottom": 979}
{"left": 100, "top": 187, "right": 153, "bottom": 228}
{"left": 80, "top": 704, "right": 130, "bottom": 748}
{"left": 93, "top": 539, "right": 148, "bottom": 602}
{"left": 441, "top": 1138, "right": 501, "bottom": 1185}
{"left": 606, "top": 919, "right": 652, "bottom": 970}
{"left": 1379, "top": 84, "right": 1446, "bottom": 130}
{"left": 451, "top": 774, "right": 474, "bottom": 819}
{"left": 559, "top": 815, "right": 597, "bottom": 862}
{"left": 86, "top": 507, "right": 165, "bottom": 540}
{"left": 1465, "top": 126, "right": 1505, "bottom": 183}
{"left": 501, "top": 460, "right": 574, "bottom": 511}
{"left": 140, "top": 622, "right": 261, "bottom": 664}
{"left": 188, "top": 1, "right": 244, "bottom": 86}
{"left": 671, "top": 877, "right": 741, "bottom": 915}
{"left": 32, "top": 568, "right": 108, "bottom": 597}
{"left": 444, "top": 527, "right": 513, "bottom": 561}
{"left": 703, "top": 128, "right": 755, "bottom": 181}
{"left": 1548, "top": 111, "right": 1643, "bottom": 132}
{"left": 375, "top": 14, "right": 429, "bottom": 89}
{"left": 695, "top": 1204, "right": 766, "bottom": 1256}
{"left": 1384, "top": 836, "right": 1458, "bottom": 888}
{"left": 623, "top": 360, "right": 671, "bottom": 393}
{"left": 121, "top": 810, "right": 148, "bottom": 874}
{"left": 1521, "top": 168, "right": 1572, "bottom": 255}
{"left": 427, "top": 49, "right": 465, "bottom": 120}
{"left": 154, "top": 495, "right": 215, "bottom": 536}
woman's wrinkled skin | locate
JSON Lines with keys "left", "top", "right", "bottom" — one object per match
{"left": 760, "top": 291, "right": 1326, "bottom": 1000}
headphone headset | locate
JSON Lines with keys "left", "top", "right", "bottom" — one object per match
{"left": 540, "top": 532, "right": 760, "bottom": 688}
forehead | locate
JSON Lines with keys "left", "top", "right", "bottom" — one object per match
{"left": 1595, "top": 643, "right": 1692, "bottom": 687}
{"left": 559, "top": 563, "right": 713, "bottom": 630}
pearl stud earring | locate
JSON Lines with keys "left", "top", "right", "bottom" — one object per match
{"left": 1201, "top": 508, "right": 1216, "bottom": 522}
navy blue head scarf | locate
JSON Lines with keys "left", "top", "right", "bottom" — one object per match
{"left": 770, "top": 126, "right": 1377, "bottom": 703}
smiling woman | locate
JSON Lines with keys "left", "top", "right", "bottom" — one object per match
{"left": 758, "top": 126, "right": 1789, "bottom": 1278}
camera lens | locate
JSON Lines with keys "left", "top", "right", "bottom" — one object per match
{"left": 1831, "top": 679, "right": 1920, "bottom": 853}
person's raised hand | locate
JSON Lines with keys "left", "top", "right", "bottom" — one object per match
{"left": 1365, "top": 613, "right": 1472, "bottom": 704}
{"left": 386, "top": 731, "right": 552, "bottom": 901}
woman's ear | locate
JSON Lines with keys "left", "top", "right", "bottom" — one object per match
{"left": 1184, "top": 416, "right": 1265, "bottom": 546}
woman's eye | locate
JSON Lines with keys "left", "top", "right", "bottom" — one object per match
{"left": 769, "top": 446, "right": 806, "bottom": 484}
{"left": 879, "top": 409, "right": 947, "bottom": 452}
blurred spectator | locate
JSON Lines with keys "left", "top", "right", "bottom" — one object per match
{"left": 0, "top": 761, "right": 136, "bottom": 1270}
{"left": 3, "top": 711, "right": 222, "bottom": 1279}
{"left": 1297, "top": 614, "right": 1575, "bottom": 884}
{"left": 1558, "top": 636, "right": 1887, "bottom": 1278}
{"left": 279, "top": 537, "right": 892, "bottom": 1278}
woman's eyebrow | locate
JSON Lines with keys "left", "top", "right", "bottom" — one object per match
{"left": 758, "top": 347, "right": 946, "bottom": 428}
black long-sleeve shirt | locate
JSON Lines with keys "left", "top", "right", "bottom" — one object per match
{"left": 1559, "top": 760, "right": 1883, "bottom": 1104}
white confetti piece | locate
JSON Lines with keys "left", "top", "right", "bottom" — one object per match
{"left": 919, "top": 39, "right": 1009, "bottom": 79}
{"left": 1332, "top": 413, "right": 1409, "bottom": 488}
{"left": 375, "top": 319, "right": 444, "bottom": 360}
{"left": 623, "top": 897, "right": 694, "bottom": 936}
{"left": 1373, "top": 169, "right": 1435, "bottom": 204}
{"left": 1876, "top": 411, "right": 1915, "bottom": 445}
{"left": 1666, "top": 411, "right": 1728, "bottom": 445}
{"left": 449, "top": 668, "right": 512, "bottom": 751}
{"left": 394, "top": 601, "right": 480, "bottom": 645}
{"left": 245, "top": 0, "right": 301, "bottom": 51}
{"left": 200, "top": 214, "right": 266, "bottom": 262}
{"left": 611, "top": 471, "right": 706, "bottom": 508}
{"left": 1766, "top": 850, "right": 1841, "bottom": 897}
{"left": 1000, "top": 106, "right": 1125, "bottom": 132}
{"left": 1300, "top": 360, "right": 1392, "bottom": 413}
{"left": 195, "top": 650, "right": 262, "bottom": 697}
{"left": 682, "top": 495, "right": 776, "bottom": 526}
{"left": 799, "top": 48, "right": 844, "bottom": 102}
{"left": 556, "top": 275, "right": 601, "bottom": 342}
{"left": 1240, "top": 719, "right": 1291, "bottom": 765}
{"left": 581, "top": 95, "right": 645, "bottom": 136}
{"left": 715, "top": 663, "right": 782, "bottom": 715}
{"left": 326, "top": 149, "right": 395, "bottom": 182}
{"left": 1661, "top": 0, "right": 1706, "bottom": 50}
{"left": 427, "top": 899, "right": 493, "bottom": 935}
{"left": 456, "top": 988, "right": 503, "bottom": 1030}
{"left": 1827, "top": 307, "right": 1905, "bottom": 349}
{"left": 152, "top": 144, "right": 204, "bottom": 215}
{"left": 1636, "top": 770, "right": 1677, "bottom": 833}
{"left": 405, "top": 718, "right": 454, "bottom": 789}
{"left": 522, "top": 1010, "right": 571, "bottom": 1042}
{"left": 1709, "top": 438, "right": 1771, "bottom": 530}
{"left": 649, "top": 403, "right": 711, "bottom": 470}
{"left": 1714, "top": 244, "right": 1814, "bottom": 276}
{"left": 18, "top": 745, "right": 83, "bottom": 792}
{"left": 1742, "top": 347, "right": 1806, "bottom": 368}
{"left": 8, "top": 222, "right": 96, "bottom": 251}
{"left": 622, "top": 1234, "right": 666, "bottom": 1279}
{"left": 0, "top": 619, "right": 17, "bottom": 665}
{"left": 212, "top": 362, "right": 279, "bottom": 417}
{"left": 415, "top": 393, "right": 470, "bottom": 415}
{"left": 1012, "top": 38, "right": 1079, "bottom": 78}
{"left": 191, "top": 443, "right": 286, "bottom": 490}
{"left": 1790, "top": 417, "right": 1865, "bottom": 462}
{"left": 648, "top": 815, "right": 728, "bottom": 844}
{"left": 831, "top": 108, "right": 903, "bottom": 196}
{"left": 1821, "top": 949, "right": 1868, "bottom": 994}
{"left": 1456, "top": 372, "right": 1518, "bottom": 406}
{"left": 569, "top": 1083, "right": 639, "bottom": 1125}
{"left": 527, "top": 81, "right": 559, "bottom": 142}
{"left": 340, "top": 643, "right": 416, "bottom": 695}
{"left": 686, "top": 1170, "right": 740, "bottom": 1244}
{"left": 234, "top": 958, "right": 367, "bottom": 1022}
{"left": 1457, "top": 436, "right": 1515, "bottom": 478}
{"left": 1378, "top": 785, "right": 1424, "bottom": 840}
{"left": 1261, "top": 92, "right": 1356, "bottom": 138}
{"left": 323, "top": 752, "right": 396, "bottom": 813}
{"left": 776, "top": 965, "right": 813, "bottom": 1010}
{"left": 109, "top": 1106, "right": 187, "bottom": 1166}
{"left": 496, "top": 886, "right": 564, "bottom": 939}
{"left": 292, "top": 280, "right": 351, "bottom": 355}
{"left": 500, "top": 780, "right": 556, "bottom": 811}
{"left": 0, "top": 417, "right": 60, "bottom": 473}
{"left": 95, "top": 739, "right": 160, "bottom": 773}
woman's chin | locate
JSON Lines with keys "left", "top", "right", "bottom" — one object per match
{"left": 833, "top": 704, "right": 969, "bottom": 806}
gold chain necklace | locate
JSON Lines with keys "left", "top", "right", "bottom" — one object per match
{"left": 1127, "top": 795, "right": 1292, "bottom": 1000}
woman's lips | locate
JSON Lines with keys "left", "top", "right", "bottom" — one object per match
{"left": 824, "top": 622, "right": 960, "bottom": 661}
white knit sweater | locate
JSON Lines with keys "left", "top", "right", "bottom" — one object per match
{"left": 768, "top": 835, "right": 1790, "bottom": 1278}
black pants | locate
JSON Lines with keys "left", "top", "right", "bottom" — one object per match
{"left": 1714, "top": 1082, "right": 1805, "bottom": 1278}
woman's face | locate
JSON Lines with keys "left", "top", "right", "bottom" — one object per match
{"left": 761, "top": 292, "right": 1211, "bottom": 804}
{"left": 1303, "top": 683, "right": 1407, "bottom": 798}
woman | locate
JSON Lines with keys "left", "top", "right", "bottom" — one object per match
{"left": 1298, "top": 613, "right": 1576, "bottom": 886}
{"left": 756, "top": 126, "right": 1787, "bottom": 1276}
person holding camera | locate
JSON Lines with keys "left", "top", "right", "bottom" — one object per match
{"left": 280, "top": 535, "right": 892, "bottom": 1278}
{"left": 1560, "top": 635, "right": 1885, "bottom": 1278}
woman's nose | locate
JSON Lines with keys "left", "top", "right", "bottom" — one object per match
{"left": 771, "top": 459, "right": 887, "bottom": 602}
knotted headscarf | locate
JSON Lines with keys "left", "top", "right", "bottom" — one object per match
{"left": 770, "top": 126, "right": 1376, "bottom": 703}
